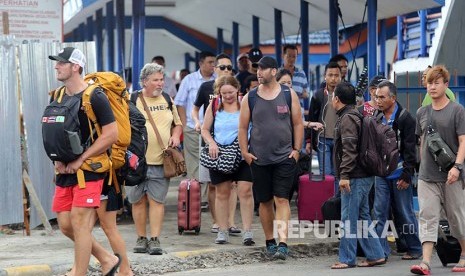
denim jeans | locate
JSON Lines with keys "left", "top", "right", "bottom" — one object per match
{"left": 317, "top": 138, "right": 334, "bottom": 176}
{"left": 339, "top": 177, "right": 384, "bottom": 265}
{"left": 373, "top": 176, "right": 422, "bottom": 257}
{"left": 317, "top": 138, "right": 338, "bottom": 195}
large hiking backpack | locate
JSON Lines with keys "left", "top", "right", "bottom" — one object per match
{"left": 43, "top": 72, "right": 131, "bottom": 189}
{"left": 357, "top": 112, "right": 401, "bottom": 177}
{"left": 83, "top": 72, "right": 131, "bottom": 170}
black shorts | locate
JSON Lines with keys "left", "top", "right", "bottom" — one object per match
{"left": 101, "top": 178, "right": 123, "bottom": 212}
{"left": 250, "top": 158, "right": 297, "bottom": 203}
{"left": 209, "top": 161, "right": 252, "bottom": 185}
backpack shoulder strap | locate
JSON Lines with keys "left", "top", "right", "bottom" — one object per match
{"left": 130, "top": 90, "right": 140, "bottom": 105}
{"left": 52, "top": 86, "right": 66, "bottom": 103}
{"left": 82, "top": 84, "right": 101, "bottom": 139}
{"left": 211, "top": 96, "right": 220, "bottom": 118}
{"left": 162, "top": 92, "right": 173, "bottom": 110}
{"left": 281, "top": 84, "right": 292, "bottom": 112}
{"left": 248, "top": 87, "right": 258, "bottom": 120}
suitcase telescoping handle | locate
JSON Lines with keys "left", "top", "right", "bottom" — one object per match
{"left": 310, "top": 125, "right": 326, "bottom": 179}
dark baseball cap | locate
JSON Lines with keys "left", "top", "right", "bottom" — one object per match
{"left": 248, "top": 48, "right": 263, "bottom": 63}
{"left": 257, "top": 56, "right": 278, "bottom": 69}
{"left": 49, "top": 47, "right": 86, "bottom": 67}
{"left": 369, "top": 75, "right": 387, "bottom": 88}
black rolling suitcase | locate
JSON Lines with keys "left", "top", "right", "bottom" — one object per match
{"left": 436, "top": 220, "right": 461, "bottom": 266}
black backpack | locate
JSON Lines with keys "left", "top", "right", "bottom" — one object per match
{"left": 42, "top": 88, "right": 84, "bottom": 163}
{"left": 357, "top": 111, "right": 404, "bottom": 177}
{"left": 117, "top": 92, "right": 150, "bottom": 186}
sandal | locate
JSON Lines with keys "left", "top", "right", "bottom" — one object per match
{"left": 402, "top": 253, "right": 422, "bottom": 260}
{"left": 228, "top": 226, "right": 241, "bottom": 234}
{"left": 410, "top": 261, "right": 431, "bottom": 275}
{"left": 452, "top": 255, "right": 465, "bottom": 272}
{"left": 357, "top": 258, "right": 386, "bottom": 267}
{"left": 331, "top": 262, "right": 356, "bottom": 269}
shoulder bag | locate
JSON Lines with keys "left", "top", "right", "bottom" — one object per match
{"left": 425, "top": 105, "right": 456, "bottom": 172}
{"left": 139, "top": 93, "right": 187, "bottom": 178}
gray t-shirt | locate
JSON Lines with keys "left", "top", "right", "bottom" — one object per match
{"left": 416, "top": 101, "right": 465, "bottom": 182}
{"left": 249, "top": 89, "right": 292, "bottom": 166}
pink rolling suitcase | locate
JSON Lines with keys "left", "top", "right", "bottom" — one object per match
{"left": 297, "top": 134, "right": 335, "bottom": 222}
{"left": 177, "top": 179, "right": 201, "bottom": 235}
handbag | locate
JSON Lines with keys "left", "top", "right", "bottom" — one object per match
{"left": 139, "top": 93, "right": 187, "bottom": 178}
{"left": 425, "top": 106, "right": 456, "bottom": 171}
{"left": 200, "top": 138, "right": 242, "bottom": 174}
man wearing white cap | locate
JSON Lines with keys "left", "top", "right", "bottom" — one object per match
{"left": 47, "top": 47, "right": 121, "bottom": 276}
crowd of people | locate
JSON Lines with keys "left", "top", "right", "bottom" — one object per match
{"left": 44, "top": 44, "right": 465, "bottom": 276}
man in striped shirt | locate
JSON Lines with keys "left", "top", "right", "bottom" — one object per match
{"left": 281, "top": 44, "right": 309, "bottom": 112}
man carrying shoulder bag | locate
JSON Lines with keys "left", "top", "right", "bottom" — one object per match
{"left": 411, "top": 65, "right": 465, "bottom": 275}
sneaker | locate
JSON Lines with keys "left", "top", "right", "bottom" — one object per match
{"left": 133, "top": 236, "right": 148, "bottom": 253}
{"left": 266, "top": 243, "right": 278, "bottom": 256}
{"left": 147, "top": 237, "right": 163, "bottom": 255}
{"left": 242, "top": 230, "right": 255, "bottom": 246}
{"left": 273, "top": 245, "right": 289, "bottom": 260}
{"left": 215, "top": 230, "right": 229, "bottom": 244}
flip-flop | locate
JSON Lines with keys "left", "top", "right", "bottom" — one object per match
{"left": 357, "top": 259, "right": 386, "bottom": 267}
{"left": 104, "top": 253, "right": 121, "bottom": 276}
{"left": 402, "top": 253, "right": 422, "bottom": 260}
{"left": 331, "top": 262, "right": 356, "bottom": 269}
{"left": 452, "top": 256, "right": 465, "bottom": 272}
{"left": 410, "top": 261, "right": 431, "bottom": 275}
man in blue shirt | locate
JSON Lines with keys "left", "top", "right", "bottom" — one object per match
{"left": 372, "top": 80, "right": 421, "bottom": 261}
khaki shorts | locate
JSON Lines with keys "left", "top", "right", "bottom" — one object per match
{"left": 126, "top": 165, "right": 170, "bottom": 204}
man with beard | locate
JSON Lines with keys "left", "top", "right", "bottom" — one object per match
{"left": 47, "top": 47, "right": 120, "bottom": 275}
{"left": 128, "top": 63, "right": 182, "bottom": 255}
{"left": 239, "top": 56, "right": 303, "bottom": 260}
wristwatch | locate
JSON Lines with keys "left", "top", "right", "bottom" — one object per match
{"left": 454, "top": 163, "right": 463, "bottom": 171}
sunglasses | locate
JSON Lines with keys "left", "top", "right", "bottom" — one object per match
{"left": 251, "top": 63, "right": 259, "bottom": 68}
{"left": 216, "top": 65, "right": 233, "bottom": 71}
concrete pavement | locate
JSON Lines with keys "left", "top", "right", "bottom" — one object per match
{"left": 0, "top": 176, "right": 338, "bottom": 275}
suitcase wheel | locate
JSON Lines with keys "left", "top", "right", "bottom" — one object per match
{"left": 178, "top": 227, "right": 184, "bottom": 235}
{"left": 194, "top": 226, "right": 200, "bottom": 235}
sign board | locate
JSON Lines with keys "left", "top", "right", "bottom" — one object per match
{"left": 0, "top": 0, "right": 62, "bottom": 42}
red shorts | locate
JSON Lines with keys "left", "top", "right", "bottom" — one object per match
{"left": 52, "top": 179, "right": 103, "bottom": 212}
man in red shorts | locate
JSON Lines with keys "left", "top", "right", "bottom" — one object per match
{"left": 47, "top": 47, "right": 120, "bottom": 276}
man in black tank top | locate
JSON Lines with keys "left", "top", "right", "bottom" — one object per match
{"left": 238, "top": 56, "right": 303, "bottom": 260}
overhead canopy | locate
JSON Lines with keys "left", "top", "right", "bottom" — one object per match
{"left": 65, "top": 0, "right": 440, "bottom": 46}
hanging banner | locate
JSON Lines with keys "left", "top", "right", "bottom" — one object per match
{"left": 0, "top": 0, "right": 62, "bottom": 42}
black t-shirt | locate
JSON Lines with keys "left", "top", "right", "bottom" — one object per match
{"left": 55, "top": 87, "right": 115, "bottom": 187}
{"left": 194, "top": 80, "right": 216, "bottom": 115}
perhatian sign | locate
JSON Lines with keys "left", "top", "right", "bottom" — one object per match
{"left": 0, "top": 0, "right": 62, "bottom": 42}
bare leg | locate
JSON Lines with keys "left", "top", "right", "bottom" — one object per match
{"left": 237, "top": 181, "right": 253, "bottom": 231}
{"left": 208, "top": 183, "right": 217, "bottom": 228}
{"left": 259, "top": 200, "right": 275, "bottom": 240}
{"left": 274, "top": 196, "right": 290, "bottom": 244}
{"left": 215, "top": 181, "right": 233, "bottom": 231}
{"left": 147, "top": 197, "right": 165, "bottom": 237}
{"left": 228, "top": 183, "right": 238, "bottom": 229}
{"left": 57, "top": 211, "right": 119, "bottom": 276}
{"left": 131, "top": 195, "right": 148, "bottom": 238}
{"left": 97, "top": 201, "right": 133, "bottom": 276}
